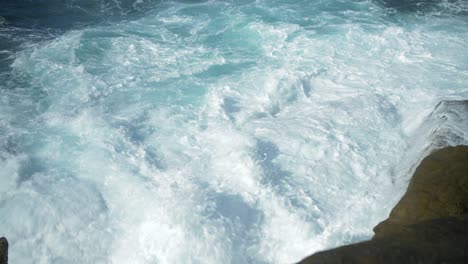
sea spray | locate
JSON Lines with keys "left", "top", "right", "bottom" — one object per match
{"left": 0, "top": 0, "right": 468, "bottom": 263}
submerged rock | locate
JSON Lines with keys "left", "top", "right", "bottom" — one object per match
{"left": 299, "top": 145, "right": 468, "bottom": 264}
{"left": 0, "top": 237, "right": 7, "bottom": 264}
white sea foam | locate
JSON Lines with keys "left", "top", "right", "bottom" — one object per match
{"left": 1, "top": 0, "right": 468, "bottom": 263}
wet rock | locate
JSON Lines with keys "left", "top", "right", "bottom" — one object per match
{"left": 299, "top": 146, "right": 468, "bottom": 264}
{"left": 374, "top": 146, "right": 468, "bottom": 237}
{"left": 300, "top": 215, "right": 468, "bottom": 264}
{"left": 0, "top": 237, "right": 7, "bottom": 264}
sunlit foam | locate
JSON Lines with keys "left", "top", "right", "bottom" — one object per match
{"left": 1, "top": 0, "right": 468, "bottom": 263}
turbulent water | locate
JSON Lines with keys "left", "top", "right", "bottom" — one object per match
{"left": 1, "top": 0, "right": 468, "bottom": 263}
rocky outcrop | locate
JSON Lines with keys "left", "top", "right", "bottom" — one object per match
{"left": 373, "top": 146, "right": 468, "bottom": 238}
{"left": 0, "top": 237, "right": 7, "bottom": 264}
{"left": 299, "top": 145, "right": 468, "bottom": 264}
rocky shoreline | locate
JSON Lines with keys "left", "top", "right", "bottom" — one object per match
{"left": 299, "top": 145, "right": 468, "bottom": 264}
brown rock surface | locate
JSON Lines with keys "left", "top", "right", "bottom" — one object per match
{"left": 299, "top": 146, "right": 468, "bottom": 264}
{"left": 373, "top": 145, "right": 468, "bottom": 238}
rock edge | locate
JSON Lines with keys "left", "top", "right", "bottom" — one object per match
{"left": 299, "top": 146, "right": 468, "bottom": 264}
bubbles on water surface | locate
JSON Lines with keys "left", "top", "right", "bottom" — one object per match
{"left": 0, "top": 0, "right": 468, "bottom": 263}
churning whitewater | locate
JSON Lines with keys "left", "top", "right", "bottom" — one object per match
{"left": 1, "top": 0, "right": 468, "bottom": 263}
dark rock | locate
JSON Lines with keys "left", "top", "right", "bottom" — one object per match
{"left": 0, "top": 237, "right": 7, "bottom": 264}
{"left": 374, "top": 146, "right": 468, "bottom": 238}
{"left": 298, "top": 146, "right": 468, "bottom": 264}
{"left": 300, "top": 215, "right": 468, "bottom": 264}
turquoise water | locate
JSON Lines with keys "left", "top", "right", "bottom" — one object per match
{"left": 1, "top": 0, "right": 468, "bottom": 263}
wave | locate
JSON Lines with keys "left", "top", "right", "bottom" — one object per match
{"left": 0, "top": 0, "right": 468, "bottom": 263}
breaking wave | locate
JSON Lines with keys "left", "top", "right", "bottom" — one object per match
{"left": 1, "top": 0, "right": 468, "bottom": 263}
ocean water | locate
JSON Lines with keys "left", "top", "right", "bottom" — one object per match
{"left": 0, "top": 0, "right": 468, "bottom": 263}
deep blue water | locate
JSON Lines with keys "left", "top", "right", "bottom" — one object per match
{"left": 1, "top": 0, "right": 468, "bottom": 263}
